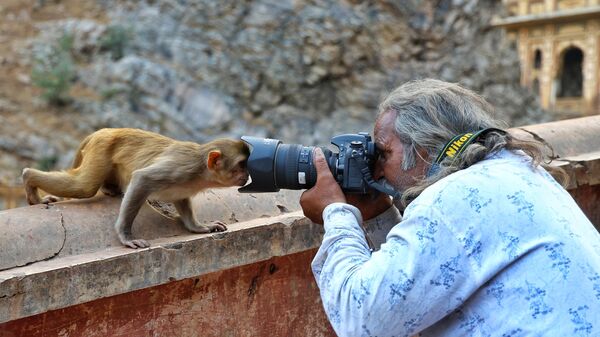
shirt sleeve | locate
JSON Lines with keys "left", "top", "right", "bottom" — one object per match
{"left": 363, "top": 205, "right": 402, "bottom": 250}
{"left": 311, "top": 203, "right": 475, "bottom": 337}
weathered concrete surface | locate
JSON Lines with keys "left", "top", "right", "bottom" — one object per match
{"left": 0, "top": 249, "right": 335, "bottom": 337}
{"left": 0, "top": 211, "right": 320, "bottom": 324}
{"left": 0, "top": 188, "right": 302, "bottom": 270}
{"left": 0, "top": 207, "right": 65, "bottom": 271}
{"left": 513, "top": 115, "right": 600, "bottom": 160}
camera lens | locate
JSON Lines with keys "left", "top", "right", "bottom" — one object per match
{"left": 275, "top": 145, "right": 316, "bottom": 189}
{"left": 275, "top": 145, "right": 335, "bottom": 190}
{"left": 239, "top": 136, "right": 335, "bottom": 193}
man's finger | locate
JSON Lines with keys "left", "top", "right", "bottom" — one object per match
{"left": 313, "top": 147, "right": 331, "bottom": 176}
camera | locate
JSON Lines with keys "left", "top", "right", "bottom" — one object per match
{"left": 238, "top": 132, "right": 398, "bottom": 197}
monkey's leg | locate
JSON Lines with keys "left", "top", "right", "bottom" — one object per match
{"left": 114, "top": 170, "right": 160, "bottom": 249}
{"left": 22, "top": 167, "right": 105, "bottom": 205}
{"left": 22, "top": 168, "right": 42, "bottom": 204}
{"left": 173, "top": 198, "right": 227, "bottom": 233}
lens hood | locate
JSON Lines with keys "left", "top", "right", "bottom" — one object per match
{"left": 238, "top": 136, "right": 282, "bottom": 192}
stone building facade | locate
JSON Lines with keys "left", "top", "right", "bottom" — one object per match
{"left": 495, "top": 1, "right": 600, "bottom": 116}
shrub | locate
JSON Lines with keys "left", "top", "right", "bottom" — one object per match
{"left": 31, "top": 34, "right": 76, "bottom": 106}
{"left": 99, "top": 25, "right": 131, "bottom": 61}
{"left": 36, "top": 155, "right": 58, "bottom": 171}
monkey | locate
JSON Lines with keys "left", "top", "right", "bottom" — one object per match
{"left": 22, "top": 128, "right": 250, "bottom": 249}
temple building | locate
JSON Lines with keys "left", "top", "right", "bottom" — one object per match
{"left": 494, "top": 1, "right": 600, "bottom": 116}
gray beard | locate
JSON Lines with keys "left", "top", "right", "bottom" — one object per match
{"left": 378, "top": 178, "right": 405, "bottom": 211}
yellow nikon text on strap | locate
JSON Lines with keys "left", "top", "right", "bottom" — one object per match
{"left": 427, "top": 128, "right": 507, "bottom": 177}
{"left": 444, "top": 133, "right": 474, "bottom": 159}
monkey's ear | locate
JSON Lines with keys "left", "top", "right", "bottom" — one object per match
{"left": 207, "top": 150, "right": 222, "bottom": 171}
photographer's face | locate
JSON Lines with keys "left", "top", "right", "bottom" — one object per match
{"left": 373, "top": 111, "right": 429, "bottom": 194}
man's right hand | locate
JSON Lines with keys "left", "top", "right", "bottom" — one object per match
{"left": 300, "top": 148, "right": 394, "bottom": 224}
{"left": 300, "top": 148, "right": 347, "bottom": 224}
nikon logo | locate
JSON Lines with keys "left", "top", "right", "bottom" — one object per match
{"left": 445, "top": 133, "right": 474, "bottom": 158}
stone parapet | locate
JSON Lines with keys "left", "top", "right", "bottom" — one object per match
{"left": 512, "top": 115, "right": 600, "bottom": 189}
{"left": 0, "top": 190, "right": 311, "bottom": 324}
{"left": 1, "top": 116, "right": 599, "bottom": 326}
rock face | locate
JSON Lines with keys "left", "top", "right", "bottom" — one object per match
{"left": 8, "top": 0, "right": 547, "bottom": 181}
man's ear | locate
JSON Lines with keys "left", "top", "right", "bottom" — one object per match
{"left": 207, "top": 150, "right": 222, "bottom": 171}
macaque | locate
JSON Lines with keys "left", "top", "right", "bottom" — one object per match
{"left": 22, "top": 128, "right": 249, "bottom": 249}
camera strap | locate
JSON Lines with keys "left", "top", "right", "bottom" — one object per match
{"left": 354, "top": 155, "right": 401, "bottom": 199}
{"left": 427, "top": 128, "right": 506, "bottom": 177}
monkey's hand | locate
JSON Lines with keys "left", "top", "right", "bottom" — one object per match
{"left": 118, "top": 229, "right": 150, "bottom": 249}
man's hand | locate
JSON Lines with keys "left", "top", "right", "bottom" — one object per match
{"left": 300, "top": 147, "right": 346, "bottom": 224}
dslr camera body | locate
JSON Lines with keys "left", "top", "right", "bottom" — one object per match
{"left": 239, "top": 132, "right": 395, "bottom": 197}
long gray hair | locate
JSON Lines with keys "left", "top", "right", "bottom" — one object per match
{"left": 378, "top": 79, "right": 567, "bottom": 206}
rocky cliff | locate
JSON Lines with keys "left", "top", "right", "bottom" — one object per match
{"left": 0, "top": 0, "right": 546, "bottom": 184}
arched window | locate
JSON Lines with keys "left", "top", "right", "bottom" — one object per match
{"left": 533, "top": 49, "right": 542, "bottom": 69}
{"left": 557, "top": 47, "right": 583, "bottom": 98}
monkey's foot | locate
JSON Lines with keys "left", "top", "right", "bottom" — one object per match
{"left": 185, "top": 221, "right": 227, "bottom": 234}
{"left": 122, "top": 239, "right": 150, "bottom": 249}
{"left": 208, "top": 221, "right": 227, "bottom": 232}
{"left": 41, "top": 195, "right": 60, "bottom": 204}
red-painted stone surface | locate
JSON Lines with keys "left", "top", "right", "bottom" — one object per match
{"left": 570, "top": 184, "right": 600, "bottom": 231}
{"left": 0, "top": 249, "right": 335, "bottom": 337}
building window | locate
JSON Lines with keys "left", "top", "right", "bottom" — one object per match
{"left": 557, "top": 47, "right": 583, "bottom": 98}
{"left": 533, "top": 49, "right": 542, "bottom": 69}
{"left": 529, "top": 0, "right": 545, "bottom": 14}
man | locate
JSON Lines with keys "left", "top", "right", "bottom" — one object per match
{"left": 300, "top": 79, "right": 600, "bottom": 336}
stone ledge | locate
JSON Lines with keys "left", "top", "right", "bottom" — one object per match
{"left": 511, "top": 115, "right": 600, "bottom": 189}
{"left": 0, "top": 188, "right": 303, "bottom": 271}
{"left": 0, "top": 210, "right": 321, "bottom": 323}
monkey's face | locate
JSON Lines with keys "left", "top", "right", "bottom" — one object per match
{"left": 228, "top": 158, "right": 249, "bottom": 186}
{"left": 206, "top": 141, "right": 250, "bottom": 187}
{"left": 211, "top": 156, "right": 249, "bottom": 187}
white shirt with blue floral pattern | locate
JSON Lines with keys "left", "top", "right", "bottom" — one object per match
{"left": 312, "top": 150, "right": 600, "bottom": 337}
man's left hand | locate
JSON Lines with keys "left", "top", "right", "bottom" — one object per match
{"left": 300, "top": 147, "right": 346, "bottom": 224}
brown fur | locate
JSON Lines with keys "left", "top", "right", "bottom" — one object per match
{"left": 22, "top": 128, "right": 249, "bottom": 248}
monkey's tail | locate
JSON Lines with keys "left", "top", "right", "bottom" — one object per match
{"left": 71, "top": 134, "right": 94, "bottom": 169}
